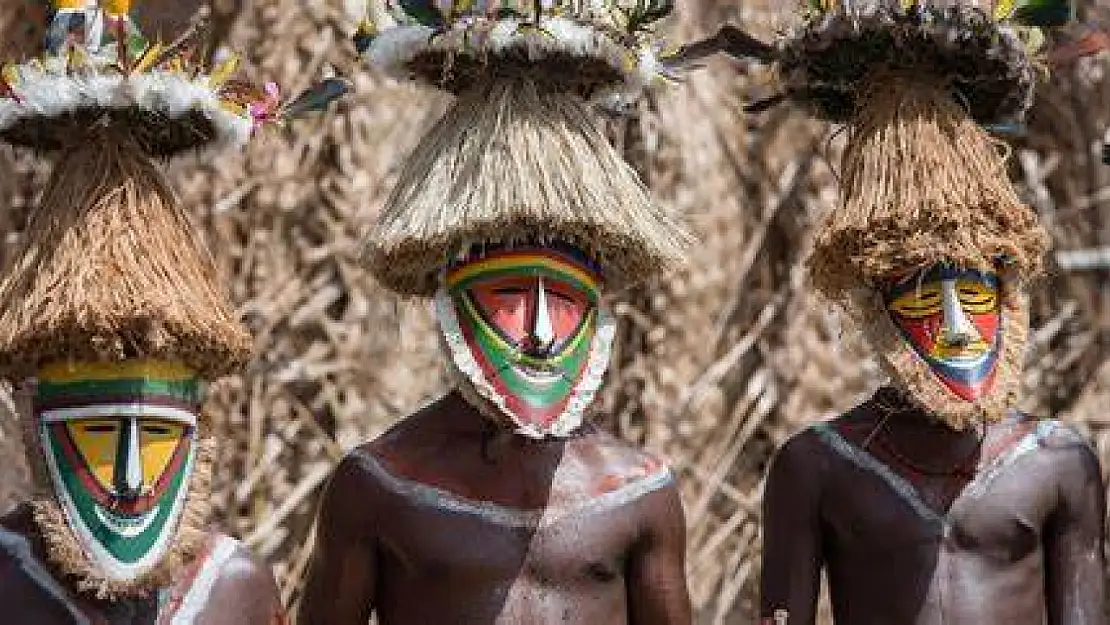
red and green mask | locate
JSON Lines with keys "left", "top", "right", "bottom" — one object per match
{"left": 33, "top": 360, "right": 201, "bottom": 583}
{"left": 435, "top": 247, "right": 615, "bottom": 438}
{"left": 882, "top": 265, "right": 1002, "bottom": 401}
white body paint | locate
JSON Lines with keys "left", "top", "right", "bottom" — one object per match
{"left": 811, "top": 419, "right": 1059, "bottom": 527}
{"left": 165, "top": 535, "right": 239, "bottom": 625}
{"left": 354, "top": 449, "right": 672, "bottom": 529}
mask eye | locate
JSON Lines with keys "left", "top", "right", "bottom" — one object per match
{"left": 888, "top": 284, "right": 943, "bottom": 319}
{"left": 956, "top": 280, "right": 998, "bottom": 314}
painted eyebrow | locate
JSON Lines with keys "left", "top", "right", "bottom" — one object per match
{"left": 83, "top": 424, "right": 117, "bottom": 433}
{"left": 545, "top": 290, "right": 577, "bottom": 304}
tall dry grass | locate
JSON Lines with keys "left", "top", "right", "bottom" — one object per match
{"left": 2, "top": 1, "right": 1110, "bottom": 623}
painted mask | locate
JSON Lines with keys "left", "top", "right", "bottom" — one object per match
{"left": 436, "top": 246, "right": 616, "bottom": 438}
{"left": 34, "top": 360, "right": 201, "bottom": 582}
{"left": 883, "top": 265, "right": 1002, "bottom": 402}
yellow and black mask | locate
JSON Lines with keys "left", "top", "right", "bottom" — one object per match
{"left": 33, "top": 360, "right": 200, "bottom": 583}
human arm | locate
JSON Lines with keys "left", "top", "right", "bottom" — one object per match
{"left": 203, "top": 542, "right": 286, "bottom": 625}
{"left": 760, "top": 432, "right": 825, "bottom": 625}
{"left": 626, "top": 479, "right": 693, "bottom": 625}
{"left": 296, "top": 452, "right": 380, "bottom": 625}
{"left": 1044, "top": 432, "right": 1107, "bottom": 625}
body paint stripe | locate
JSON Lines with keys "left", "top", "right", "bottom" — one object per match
{"left": 39, "top": 404, "right": 198, "bottom": 425}
{"left": 811, "top": 419, "right": 1055, "bottom": 525}
{"left": 960, "top": 420, "right": 1058, "bottom": 500}
{"left": 167, "top": 536, "right": 238, "bottom": 625}
{"left": 0, "top": 527, "right": 91, "bottom": 625}
{"left": 354, "top": 449, "right": 673, "bottom": 529}
{"left": 811, "top": 423, "right": 943, "bottom": 525}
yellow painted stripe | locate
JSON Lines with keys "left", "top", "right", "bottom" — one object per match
{"left": 446, "top": 254, "right": 598, "bottom": 292}
{"left": 38, "top": 360, "right": 197, "bottom": 383}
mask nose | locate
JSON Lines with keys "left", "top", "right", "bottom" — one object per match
{"left": 939, "top": 278, "right": 978, "bottom": 347}
{"left": 113, "top": 417, "right": 144, "bottom": 499}
{"left": 521, "top": 277, "right": 556, "bottom": 356}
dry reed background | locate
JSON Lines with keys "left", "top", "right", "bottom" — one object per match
{"left": 1, "top": 1, "right": 1110, "bottom": 623}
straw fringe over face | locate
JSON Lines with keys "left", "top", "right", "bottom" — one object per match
{"left": 807, "top": 74, "right": 1049, "bottom": 301}
{"left": 0, "top": 133, "right": 252, "bottom": 379}
{"left": 362, "top": 77, "right": 691, "bottom": 296}
{"left": 845, "top": 281, "right": 1028, "bottom": 429}
{"left": 21, "top": 409, "right": 215, "bottom": 599}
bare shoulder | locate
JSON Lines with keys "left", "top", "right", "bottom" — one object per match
{"left": 364, "top": 393, "right": 468, "bottom": 463}
{"left": 572, "top": 426, "right": 673, "bottom": 486}
{"left": 1027, "top": 418, "right": 1102, "bottom": 477}
{"left": 201, "top": 536, "right": 283, "bottom": 625}
{"left": 772, "top": 418, "right": 847, "bottom": 467}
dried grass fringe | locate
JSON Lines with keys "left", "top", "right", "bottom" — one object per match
{"left": 847, "top": 284, "right": 1028, "bottom": 430}
{"left": 0, "top": 132, "right": 251, "bottom": 379}
{"left": 22, "top": 415, "right": 216, "bottom": 599}
{"left": 808, "top": 73, "right": 1048, "bottom": 301}
{"left": 362, "top": 76, "right": 692, "bottom": 296}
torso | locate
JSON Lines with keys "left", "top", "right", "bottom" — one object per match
{"left": 0, "top": 507, "right": 283, "bottom": 625}
{"left": 809, "top": 409, "right": 1082, "bottom": 625}
{"left": 357, "top": 392, "right": 676, "bottom": 624}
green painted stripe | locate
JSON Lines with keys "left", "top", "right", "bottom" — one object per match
{"left": 458, "top": 295, "right": 595, "bottom": 366}
{"left": 37, "top": 378, "right": 200, "bottom": 404}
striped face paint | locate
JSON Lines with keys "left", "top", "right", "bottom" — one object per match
{"left": 436, "top": 247, "right": 616, "bottom": 438}
{"left": 34, "top": 360, "right": 201, "bottom": 583}
{"left": 883, "top": 265, "right": 1002, "bottom": 401}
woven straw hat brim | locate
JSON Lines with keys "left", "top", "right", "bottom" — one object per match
{"left": 780, "top": 4, "right": 1035, "bottom": 123}
{"left": 362, "top": 78, "right": 691, "bottom": 297}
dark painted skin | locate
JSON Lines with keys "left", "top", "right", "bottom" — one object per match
{"left": 0, "top": 504, "right": 284, "bottom": 625}
{"left": 761, "top": 387, "right": 1107, "bottom": 625}
{"left": 298, "top": 390, "right": 692, "bottom": 625}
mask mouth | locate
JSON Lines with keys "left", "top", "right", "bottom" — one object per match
{"left": 511, "top": 364, "right": 564, "bottom": 388}
{"left": 93, "top": 503, "right": 161, "bottom": 538}
{"left": 930, "top": 338, "right": 991, "bottom": 365}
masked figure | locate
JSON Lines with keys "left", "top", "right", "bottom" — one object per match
{"left": 694, "top": 2, "right": 1105, "bottom": 624}
{"left": 298, "top": 1, "right": 693, "bottom": 622}
{"left": 0, "top": 1, "right": 288, "bottom": 622}
{"left": 436, "top": 245, "right": 616, "bottom": 438}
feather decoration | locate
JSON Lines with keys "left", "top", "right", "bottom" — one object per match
{"left": 354, "top": 18, "right": 378, "bottom": 55}
{"left": 280, "top": 77, "right": 351, "bottom": 121}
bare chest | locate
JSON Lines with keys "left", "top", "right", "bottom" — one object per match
{"left": 360, "top": 451, "right": 669, "bottom": 586}
{"left": 814, "top": 422, "right": 1057, "bottom": 561}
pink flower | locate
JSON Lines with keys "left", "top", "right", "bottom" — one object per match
{"left": 248, "top": 81, "right": 282, "bottom": 132}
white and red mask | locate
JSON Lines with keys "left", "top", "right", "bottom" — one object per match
{"left": 435, "top": 246, "right": 615, "bottom": 438}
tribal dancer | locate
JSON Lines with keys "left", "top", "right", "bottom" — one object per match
{"left": 0, "top": 1, "right": 303, "bottom": 622}
{"left": 693, "top": 1, "right": 1104, "bottom": 623}
{"left": 298, "top": 0, "right": 694, "bottom": 622}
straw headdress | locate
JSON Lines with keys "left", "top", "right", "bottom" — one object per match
{"left": 356, "top": 0, "right": 691, "bottom": 296}
{"left": 0, "top": 0, "right": 310, "bottom": 598}
{"left": 681, "top": 1, "right": 1078, "bottom": 424}
{"left": 0, "top": 1, "right": 298, "bottom": 379}
{"left": 687, "top": 0, "right": 1071, "bottom": 295}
